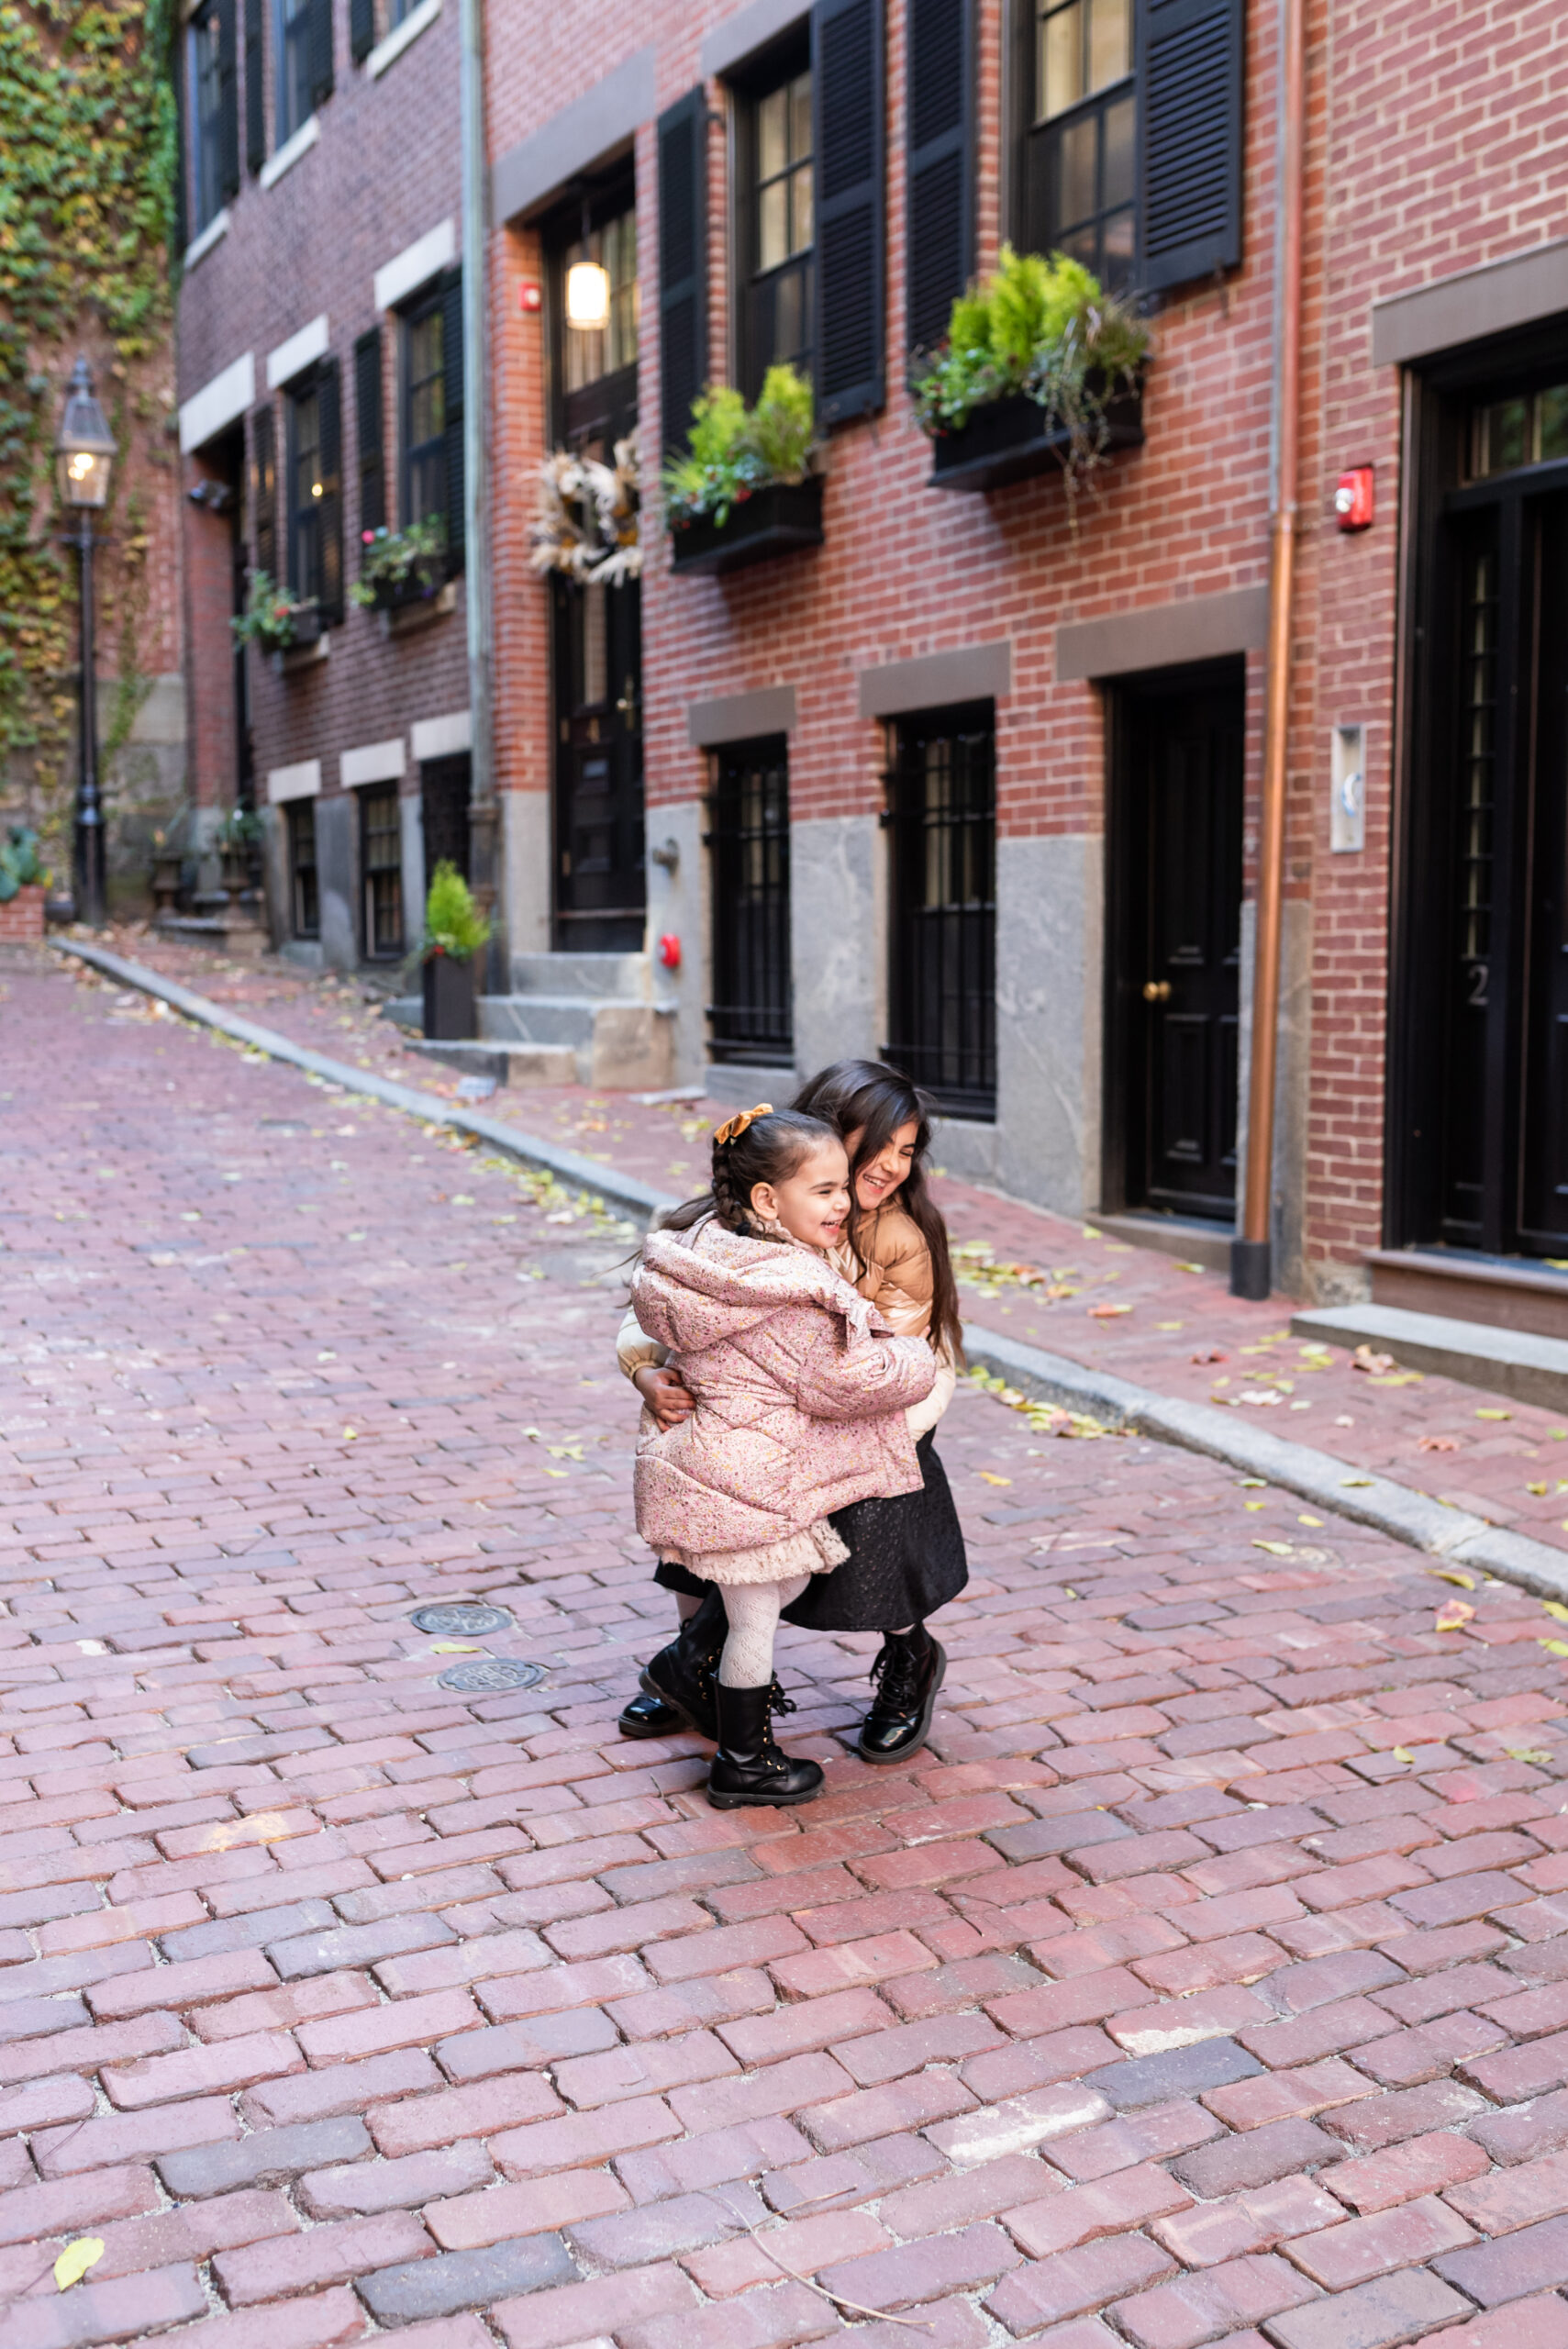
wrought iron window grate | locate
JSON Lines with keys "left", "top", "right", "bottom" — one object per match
{"left": 706, "top": 736, "right": 794, "bottom": 1068}
{"left": 884, "top": 700, "right": 996, "bottom": 1118}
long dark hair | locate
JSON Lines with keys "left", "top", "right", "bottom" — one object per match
{"left": 790, "top": 1060, "right": 962, "bottom": 1360}
{"left": 658, "top": 1108, "right": 840, "bottom": 1240}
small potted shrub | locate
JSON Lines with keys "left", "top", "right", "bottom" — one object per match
{"left": 217, "top": 807, "right": 264, "bottom": 896}
{"left": 231, "top": 570, "right": 319, "bottom": 653}
{"left": 350, "top": 516, "right": 450, "bottom": 614}
{"left": 911, "top": 247, "right": 1150, "bottom": 504}
{"left": 664, "top": 364, "right": 824, "bottom": 575}
{"left": 419, "top": 861, "right": 491, "bottom": 1041}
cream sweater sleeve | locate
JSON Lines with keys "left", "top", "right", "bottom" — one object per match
{"left": 617, "top": 1299, "right": 669, "bottom": 1382}
{"left": 906, "top": 1350, "right": 957, "bottom": 1440}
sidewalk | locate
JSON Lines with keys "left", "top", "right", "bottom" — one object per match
{"left": 78, "top": 927, "right": 1568, "bottom": 1565}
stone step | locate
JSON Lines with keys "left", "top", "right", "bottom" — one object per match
{"left": 400, "top": 1038, "right": 578, "bottom": 1087}
{"left": 1290, "top": 1299, "right": 1568, "bottom": 1414}
{"left": 507, "top": 951, "right": 651, "bottom": 1002}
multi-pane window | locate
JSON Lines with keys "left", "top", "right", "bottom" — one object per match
{"left": 188, "top": 6, "right": 225, "bottom": 232}
{"left": 288, "top": 384, "right": 324, "bottom": 606}
{"left": 287, "top": 802, "right": 319, "bottom": 939}
{"left": 276, "top": 0, "right": 314, "bottom": 144}
{"left": 1472, "top": 383, "right": 1568, "bottom": 477}
{"left": 1029, "top": 0, "right": 1135, "bottom": 287}
{"left": 361, "top": 786, "right": 404, "bottom": 958}
{"left": 744, "top": 66, "right": 814, "bottom": 395}
{"left": 708, "top": 740, "right": 794, "bottom": 1069}
{"left": 884, "top": 704, "right": 997, "bottom": 1120}
{"left": 563, "top": 207, "right": 639, "bottom": 394}
{"left": 401, "top": 294, "right": 445, "bottom": 528}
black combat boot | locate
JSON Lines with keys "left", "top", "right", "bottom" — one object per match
{"left": 619, "top": 1584, "right": 727, "bottom": 1741}
{"left": 706, "top": 1683, "right": 824, "bottom": 1808}
{"left": 857, "top": 1627, "right": 945, "bottom": 1764}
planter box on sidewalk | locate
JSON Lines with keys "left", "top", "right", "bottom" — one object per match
{"left": 422, "top": 951, "right": 477, "bottom": 1040}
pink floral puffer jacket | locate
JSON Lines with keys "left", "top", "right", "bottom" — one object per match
{"left": 630, "top": 1217, "right": 938, "bottom": 1557}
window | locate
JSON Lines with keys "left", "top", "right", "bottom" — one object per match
{"left": 1472, "top": 382, "right": 1568, "bottom": 477}
{"left": 884, "top": 703, "right": 996, "bottom": 1119}
{"left": 402, "top": 292, "right": 445, "bottom": 527}
{"left": 1029, "top": 0, "right": 1135, "bottom": 287}
{"left": 287, "top": 382, "right": 325, "bottom": 605}
{"left": 287, "top": 802, "right": 319, "bottom": 939}
{"left": 707, "top": 739, "right": 794, "bottom": 1068}
{"left": 361, "top": 786, "right": 404, "bottom": 957}
{"left": 188, "top": 6, "right": 227, "bottom": 231}
{"left": 276, "top": 0, "right": 315, "bottom": 143}
{"left": 741, "top": 60, "right": 814, "bottom": 394}
{"left": 563, "top": 207, "right": 639, "bottom": 395}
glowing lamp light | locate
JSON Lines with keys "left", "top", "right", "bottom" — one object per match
{"left": 54, "top": 356, "right": 117, "bottom": 509}
{"left": 565, "top": 258, "right": 611, "bottom": 330}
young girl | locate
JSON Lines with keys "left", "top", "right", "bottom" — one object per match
{"left": 629, "top": 1106, "right": 936, "bottom": 1808}
{"left": 621, "top": 1061, "right": 968, "bottom": 1765}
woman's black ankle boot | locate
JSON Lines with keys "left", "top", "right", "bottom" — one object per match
{"left": 707, "top": 1683, "right": 824, "bottom": 1808}
{"left": 858, "top": 1627, "right": 946, "bottom": 1764}
{"left": 622, "top": 1585, "right": 727, "bottom": 1741}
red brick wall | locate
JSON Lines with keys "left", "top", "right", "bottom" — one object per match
{"left": 0, "top": 886, "right": 46, "bottom": 943}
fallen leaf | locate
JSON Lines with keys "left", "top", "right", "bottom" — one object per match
{"left": 1505, "top": 1744, "right": 1555, "bottom": 1765}
{"left": 1175, "top": 1261, "right": 1204, "bottom": 1274}
{"left": 1352, "top": 1345, "right": 1396, "bottom": 1375}
{"left": 1543, "top": 1601, "right": 1568, "bottom": 1624}
{"left": 1193, "top": 1349, "right": 1227, "bottom": 1364}
{"left": 1529, "top": 1482, "right": 1550, "bottom": 1496}
{"left": 55, "top": 2241, "right": 105, "bottom": 2292}
{"left": 1083, "top": 1225, "right": 1102, "bottom": 1239}
{"left": 977, "top": 1472, "right": 1012, "bottom": 1486}
{"left": 1476, "top": 1408, "right": 1512, "bottom": 1420}
{"left": 1429, "top": 1568, "right": 1476, "bottom": 1588}
{"left": 1341, "top": 1476, "right": 1374, "bottom": 1487}
{"left": 1244, "top": 1501, "right": 1266, "bottom": 1512}
{"left": 1156, "top": 1320, "right": 1184, "bottom": 1330}
{"left": 1298, "top": 1514, "right": 1324, "bottom": 1528}
{"left": 1063, "top": 1586, "right": 1080, "bottom": 1599}
{"left": 1252, "top": 1540, "right": 1294, "bottom": 1556}
{"left": 1435, "top": 1600, "right": 1476, "bottom": 1631}
{"left": 1540, "top": 1639, "right": 1568, "bottom": 1658}
{"left": 1393, "top": 1746, "right": 1416, "bottom": 1765}
{"left": 1419, "top": 1434, "right": 1461, "bottom": 1453}
{"left": 1087, "top": 1303, "right": 1132, "bottom": 1319}
{"left": 542, "top": 1466, "right": 568, "bottom": 1478}
{"left": 429, "top": 1642, "right": 481, "bottom": 1654}
{"left": 1240, "top": 1478, "right": 1266, "bottom": 1488}
{"left": 341, "top": 1427, "right": 357, "bottom": 1441}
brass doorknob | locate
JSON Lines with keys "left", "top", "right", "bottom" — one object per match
{"left": 1143, "top": 979, "right": 1173, "bottom": 1002}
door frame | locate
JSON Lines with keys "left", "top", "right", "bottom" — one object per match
{"left": 1102, "top": 655, "right": 1246, "bottom": 1219}
{"left": 1386, "top": 319, "right": 1568, "bottom": 1254}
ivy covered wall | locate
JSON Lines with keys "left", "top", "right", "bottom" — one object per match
{"left": 1, "top": 0, "right": 185, "bottom": 901}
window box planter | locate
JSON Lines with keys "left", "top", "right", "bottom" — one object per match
{"left": 363, "top": 557, "right": 450, "bottom": 614}
{"left": 927, "top": 384, "right": 1143, "bottom": 494}
{"left": 422, "top": 950, "right": 477, "bottom": 1041}
{"left": 668, "top": 475, "right": 825, "bottom": 577}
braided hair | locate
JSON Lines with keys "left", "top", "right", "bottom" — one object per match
{"left": 659, "top": 1108, "right": 839, "bottom": 1239}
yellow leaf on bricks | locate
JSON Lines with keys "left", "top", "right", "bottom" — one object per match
{"left": 1341, "top": 1476, "right": 1374, "bottom": 1486}
{"left": 55, "top": 2241, "right": 104, "bottom": 2291}
{"left": 1252, "top": 1541, "right": 1294, "bottom": 1556}
{"left": 1539, "top": 1640, "right": 1568, "bottom": 1658}
{"left": 429, "top": 1642, "right": 481, "bottom": 1655}
{"left": 342, "top": 1427, "right": 357, "bottom": 1440}
{"left": 1542, "top": 1602, "right": 1568, "bottom": 1623}
{"left": 1434, "top": 1601, "right": 1475, "bottom": 1631}
{"left": 1429, "top": 1568, "right": 1476, "bottom": 1588}
{"left": 1476, "top": 1408, "right": 1512, "bottom": 1419}
{"left": 977, "top": 1472, "right": 1012, "bottom": 1486}
{"left": 1393, "top": 1747, "right": 1416, "bottom": 1764}
{"left": 1298, "top": 1515, "right": 1324, "bottom": 1527}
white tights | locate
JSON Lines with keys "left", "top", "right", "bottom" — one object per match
{"left": 717, "top": 1576, "right": 809, "bottom": 1687}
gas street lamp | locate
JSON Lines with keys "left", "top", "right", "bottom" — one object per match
{"left": 55, "top": 357, "right": 117, "bottom": 928}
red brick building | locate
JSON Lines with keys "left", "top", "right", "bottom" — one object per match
{"left": 179, "top": 0, "right": 1568, "bottom": 1319}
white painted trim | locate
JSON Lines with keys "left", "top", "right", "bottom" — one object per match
{"left": 183, "top": 208, "right": 230, "bottom": 272}
{"left": 267, "top": 313, "right": 330, "bottom": 390}
{"left": 260, "top": 113, "right": 319, "bottom": 191}
{"left": 374, "top": 219, "right": 456, "bottom": 313}
{"left": 367, "top": 0, "right": 441, "bottom": 80}
{"left": 410, "top": 709, "right": 472, "bottom": 761}
{"left": 341, "top": 739, "right": 407, "bottom": 788}
{"left": 178, "top": 351, "right": 255, "bottom": 454}
{"left": 267, "top": 759, "right": 322, "bottom": 804}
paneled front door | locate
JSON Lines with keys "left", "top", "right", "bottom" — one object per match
{"left": 1110, "top": 666, "right": 1243, "bottom": 1219}
{"left": 551, "top": 575, "right": 644, "bottom": 954}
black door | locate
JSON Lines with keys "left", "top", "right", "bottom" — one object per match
{"left": 707, "top": 735, "right": 793, "bottom": 1067}
{"left": 551, "top": 576, "right": 644, "bottom": 952}
{"left": 884, "top": 702, "right": 996, "bottom": 1119}
{"left": 1402, "top": 411, "right": 1568, "bottom": 1259}
{"left": 1110, "top": 667, "right": 1243, "bottom": 1219}
{"left": 421, "top": 753, "right": 471, "bottom": 885}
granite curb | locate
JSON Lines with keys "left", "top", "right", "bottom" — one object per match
{"left": 56, "top": 937, "right": 1568, "bottom": 1607}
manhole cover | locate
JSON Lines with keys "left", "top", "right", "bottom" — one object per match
{"left": 437, "top": 1657, "right": 545, "bottom": 1693}
{"left": 411, "top": 1603, "right": 513, "bottom": 1637}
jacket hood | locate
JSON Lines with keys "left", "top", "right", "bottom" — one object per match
{"left": 632, "top": 1217, "right": 881, "bottom": 1355}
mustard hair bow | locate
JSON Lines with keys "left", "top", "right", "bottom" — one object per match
{"left": 714, "top": 1102, "right": 773, "bottom": 1146}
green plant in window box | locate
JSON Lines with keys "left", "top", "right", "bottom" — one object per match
{"left": 350, "top": 516, "right": 450, "bottom": 611}
{"left": 662, "top": 363, "right": 817, "bottom": 533}
{"left": 910, "top": 246, "right": 1151, "bottom": 506}
{"left": 231, "top": 571, "right": 317, "bottom": 651}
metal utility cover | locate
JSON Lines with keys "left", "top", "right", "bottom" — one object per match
{"left": 410, "top": 1603, "right": 514, "bottom": 1637}
{"left": 437, "top": 1658, "right": 546, "bottom": 1693}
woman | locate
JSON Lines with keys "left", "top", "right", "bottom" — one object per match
{"left": 619, "top": 1060, "right": 968, "bottom": 1764}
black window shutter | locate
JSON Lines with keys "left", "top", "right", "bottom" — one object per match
{"left": 243, "top": 0, "right": 264, "bottom": 173}
{"left": 440, "top": 267, "right": 465, "bottom": 566}
{"left": 1137, "top": 0, "right": 1244, "bottom": 292}
{"left": 812, "top": 0, "right": 884, "bottom": 427}
{"left": 905, "top": 0, "right": 972, "bottom": 351}
{"left": 251, "top": 404, "right": 276, "bottom": 580}
{"left": 308, "top": 0, "right": 335, "bottom": 106}
{"left": 172, "top": 25, "right": 189, "bottom": 254}
{"left": 657, "top": 88, "right": 706, "bottom": 456}
{"left": 350, "top": 0, "right": 375, "bottom": 64}
{"left": 317, "top": 360, "right": 344, "bottom": 623}
{"left": 353, "top": 326, "right": 384, "bottom": 540}
{"left": 217, "top": 0, "right": 240, "bottom": 199}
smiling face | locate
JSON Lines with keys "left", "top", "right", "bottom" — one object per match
{"left": 750, "top": 1139, "right": 852, "bottom": 1251}
{"left": 843, "top": 1118, "right": 920, "bottom": 1214}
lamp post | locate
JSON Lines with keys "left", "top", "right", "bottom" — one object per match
{"left": 55, "top": 357, "right": 117, "bottom": 929}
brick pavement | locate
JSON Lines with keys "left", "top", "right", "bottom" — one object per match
{"left": 90, "top": 927, "right": 1568, "bottom": 1564}
{"left": 7, "top": 943, "right": 1568, "bottom": 2344}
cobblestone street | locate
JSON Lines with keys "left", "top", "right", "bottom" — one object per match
{"left": 9, "top": 946, "right": 1568, "bottom": 2349}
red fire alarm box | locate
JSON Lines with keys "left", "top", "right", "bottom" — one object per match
{"left": 517, "top": 280, "right": 543, "bottom": 315}
{"left": 658, "top": 933, "right": 681, "bottom": 971}
{"left": 1334, "top": 466, "right": 1374, "bottom": 530}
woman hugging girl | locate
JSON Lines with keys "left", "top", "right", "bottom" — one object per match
{"left": 622, "top": 1061, "right": 969, "bottom": 1796}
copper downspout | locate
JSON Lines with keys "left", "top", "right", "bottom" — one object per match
{"left": 1232, "top": 0, "right": 1309, "bottom": 1300}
